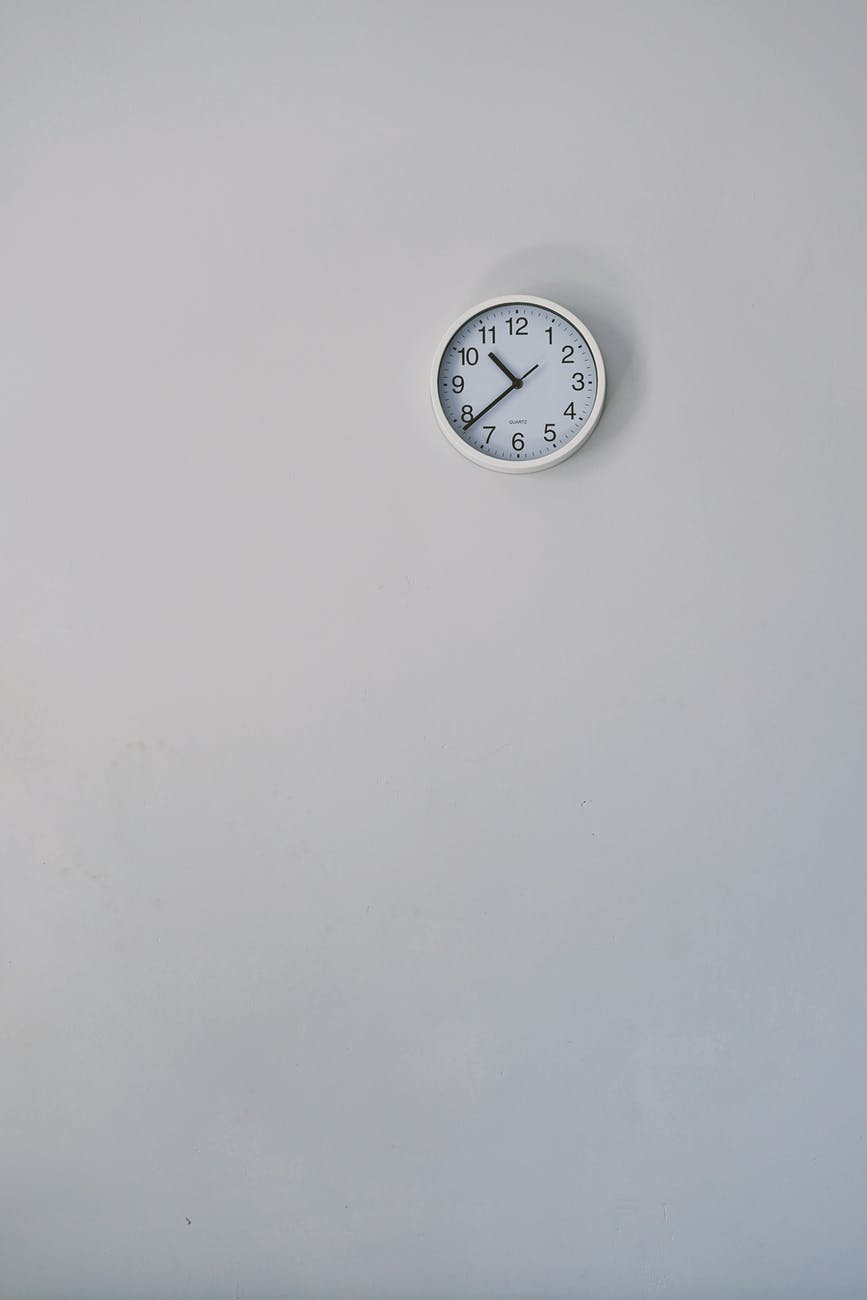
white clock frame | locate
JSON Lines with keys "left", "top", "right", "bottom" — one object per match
{"left": 430, "top": 294, "right": 607, "bottom": 474}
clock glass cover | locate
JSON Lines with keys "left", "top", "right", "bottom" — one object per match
{"left": 431, "top": 295, "right": 606, "bottom": 472}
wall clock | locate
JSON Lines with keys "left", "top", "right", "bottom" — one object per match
{"left": 430, "top": 295, "right": 606, "bottom": 473}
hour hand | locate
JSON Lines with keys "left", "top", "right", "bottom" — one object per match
{"left": 488, "top": 352, "right": 522, "bottom": 388}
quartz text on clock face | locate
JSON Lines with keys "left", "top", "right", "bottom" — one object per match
{"left": 436, "top": 302, "right": 599, "bottom": 463}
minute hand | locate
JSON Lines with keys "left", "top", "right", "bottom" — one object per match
{"left": 463, "top": 382, "right": 516, "bottom": 431}
{"left": 463, "top": 365, "right": 539, "bottom": 432}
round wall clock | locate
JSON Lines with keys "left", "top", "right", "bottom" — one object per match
{"left": 430, "top": 295, "right": 606, "bottom": 473}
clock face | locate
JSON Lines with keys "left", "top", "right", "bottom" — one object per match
{"left": 430, "top": 296, "right": 606, "bottom": 473}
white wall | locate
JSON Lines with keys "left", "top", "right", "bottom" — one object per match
{"left": 3, "top": 3, "right": 867, "bottom": 1297}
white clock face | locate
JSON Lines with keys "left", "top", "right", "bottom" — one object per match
{"left": 430, "top": 296, "right": 606, "bottom": 473}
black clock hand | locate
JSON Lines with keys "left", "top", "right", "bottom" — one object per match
{"left": 488, "top": 352, "right": 522, "bottom": 387}
{"left": 463, "top": 382, "right": 516, "bottom": 430}
{"left": 463, "top": 362, "right": 541, "bottom": 431}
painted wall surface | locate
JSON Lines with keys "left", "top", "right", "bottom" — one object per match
{"left": 2, "top": 3, "right": 866, "bottom": 1297}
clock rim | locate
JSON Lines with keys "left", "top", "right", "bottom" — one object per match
{"left": 429, "top": 293, "right": 607, "bottom": 474}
